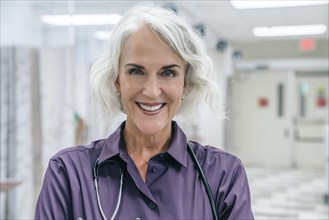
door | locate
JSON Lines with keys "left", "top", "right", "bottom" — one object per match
{"left": 232, "top": 71, "right": 291, "bottom": 168}
{"left": 294, "top": 71, "right": 329, "bottom": 169}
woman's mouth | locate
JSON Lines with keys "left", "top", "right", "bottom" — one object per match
{"left": 137, "top": 102, "right": 165, "bottom": 114}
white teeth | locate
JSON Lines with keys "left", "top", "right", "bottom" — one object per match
{"left": 139, "top": 103, "right": 163, "bottom": 112}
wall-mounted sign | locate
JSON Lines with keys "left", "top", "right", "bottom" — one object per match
{"left": 258, "top": 97, "right": 268, "bottom": 107}
{"left": 316, "top": 87, "right": 327, "bottom": 108}
{"left": 299, "top": 38, "right": 316, "bottom": 52}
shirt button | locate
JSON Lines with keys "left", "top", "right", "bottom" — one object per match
{"left": 149, "top": 202, "right": 156, "bottom": 209}
{"left": 152, "top": 166, "right": 158, "bottom": 173}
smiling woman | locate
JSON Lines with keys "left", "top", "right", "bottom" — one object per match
{"left": 117, "top": 25, "right": 185, "bottom": 138}
{"left": 35, "top": 3, "right": 254, "bottom": 220}
{"left": 89, "top": 3, "right": 222, "bottom": 123}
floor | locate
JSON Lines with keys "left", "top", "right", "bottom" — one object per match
{"left": 247, "top": 167, "right": 329, "bottom": 220}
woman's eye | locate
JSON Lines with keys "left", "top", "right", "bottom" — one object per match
{"left": 128, "top": 68, "right": 144, "bottom": 76}
{"left": 162, "top": 70, "right": 176, "bottom": 77}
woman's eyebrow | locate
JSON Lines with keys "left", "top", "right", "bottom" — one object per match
{"left": 161, "top": 64, "right": 181, "bottom": 69}
{"left": 124, "top": 63, "right": 181, "bottom": 69}
{"left": 124, "top": 63, "right": 145, "bottom": 69}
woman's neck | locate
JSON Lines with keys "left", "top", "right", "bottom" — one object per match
{"left": 123, "top": 121, "right": 172, "bottom": 182}
{"left": 123, "top": 122, "right": 172, "bottom": 156}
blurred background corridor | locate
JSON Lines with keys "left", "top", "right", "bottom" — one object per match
{"left": 1, "top": 1, "right": 328, "bottom": 219}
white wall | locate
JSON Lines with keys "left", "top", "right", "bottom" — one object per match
{"left": 39, "top": 48, "right": 76, "bottom": 168}
{"left": 0, "top": 1, "right": 42, "bottom": 47}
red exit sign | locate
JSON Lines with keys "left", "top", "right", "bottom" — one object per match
{"left": 299, "top": 38, "right": 316, "bottom": 52}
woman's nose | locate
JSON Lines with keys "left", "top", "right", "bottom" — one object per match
{"left": 143, "top": 75, "right": 161, "bottom": 98}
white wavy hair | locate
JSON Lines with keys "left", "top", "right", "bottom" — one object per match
{"left": 90, "top": 3, "right": 223, "bottom": 123}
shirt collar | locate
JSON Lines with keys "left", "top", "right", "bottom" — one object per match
{"left": 167, "top": 121, "right": 188, "bottom": 167}
{"left": 98, "top": 121, "right": 188, "bottom": 167}
{"left": 98, "top": 122, "right": 127, "bottom": 164}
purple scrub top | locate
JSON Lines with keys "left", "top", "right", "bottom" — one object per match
{"left": 35, "top": 121, "right": 254, "bottom": 220}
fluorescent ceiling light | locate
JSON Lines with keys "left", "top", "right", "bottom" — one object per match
{"left": 41, "top": 14, "right": 121, "bottom": 26}
{"left": 230, "top": 0, "right": 328, "bottom": 9}
{"left": 253, "top": 24, "right": 327, "bottom": 37}
{"left": 94, "top": 31, "right": 112, "bottom": 40}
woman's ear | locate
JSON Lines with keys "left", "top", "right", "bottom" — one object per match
{"left": 183, "top": 64, "right": 189, "bottom": 89}
{"left": 115, "top": 76, "right": 120, "bottom": 91}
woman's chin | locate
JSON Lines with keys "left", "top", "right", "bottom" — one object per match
{"left": 136, "top": 120, "right": 170, "bottom": 136}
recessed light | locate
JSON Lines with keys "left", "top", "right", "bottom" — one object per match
{"left": 230, "top": 0, "right": 328, "bottom": 9}
{"left": 253, "top": 24, "right": 327, "bottom": 37}
{"left": 41, "top": 14, "right": 121, "bottom": 26}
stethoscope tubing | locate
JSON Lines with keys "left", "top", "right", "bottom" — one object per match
{"left": 93, "top": 159, "right": 124, "bottom": 220}
{"left": 110, "top": 169, "right": 124, "bottom": 220}
{"left": 187, "top": 142, "right": 219, "bottom": 220}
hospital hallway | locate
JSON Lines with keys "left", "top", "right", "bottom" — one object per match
{"left": 247, "top": 167, "right": 328, "bottom": 219}
{"left": 1, "top": 1, "right": 328, "bottom": 219}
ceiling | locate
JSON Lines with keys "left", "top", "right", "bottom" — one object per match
{"left": 1, "top": 0, "right": 327, "bottom": 71}
{"left": 25, "top": 0, "right": 329, "bottom": 65}
{"left": 175, "top": 1, "right": 328, "bottom": 43}
{"left": 31, "top": 0, "right": 329, "bottom": 44}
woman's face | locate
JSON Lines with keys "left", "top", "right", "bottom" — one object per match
{"left": 116, "top": 25, "right": 185, "bottom": 136}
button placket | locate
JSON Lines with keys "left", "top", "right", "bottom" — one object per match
{"left": 146, "top": 160, "right": 167, "bottom": 186}
{"left": 149, "top": 202, "right": 156, "bottom": 209}
{"left": 152, "top": 166, "right": 158, "bottom": 173}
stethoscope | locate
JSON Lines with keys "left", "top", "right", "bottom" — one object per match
{"left": 93, "top": 159, "right": 125, "bottom": 220}
{"left": 93, "top": 143, "right": 219, "bottom": 220}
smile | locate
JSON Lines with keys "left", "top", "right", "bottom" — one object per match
{"left": 137, "top": 103, "right": 165, "bottom": 112}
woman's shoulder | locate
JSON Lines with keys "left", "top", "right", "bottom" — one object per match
{"left": 189, "top": 141, "right": 242, "bottom": 168}
{"left": 49, "top": 138, "right": 106, "bottom": 164}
